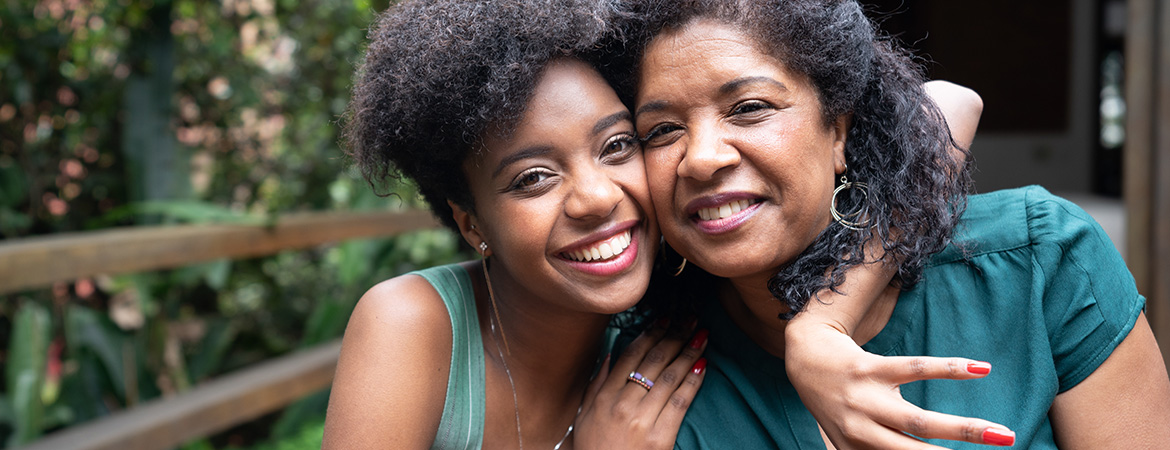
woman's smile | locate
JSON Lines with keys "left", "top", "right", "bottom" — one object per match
{"left": 635, "top": 19, "right": 849, "bottom": 281}
{"left": 464, "top": 57, "right": 659, "bottom": 313}
{"left": 556, "top": 222, "right": 643, "bottom": 277}
{"left": 685, "top": 194, "right": 764, "bottom": 234}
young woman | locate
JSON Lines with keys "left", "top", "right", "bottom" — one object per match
{"left": 627, "top": 0, "right": 1170, "bottom": 448}
{"left": 325, "top": 0, "right": 1009, "bottom": 448}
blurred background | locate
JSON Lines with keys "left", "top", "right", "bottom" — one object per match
{"left": 0, "top": 0, "right": 1167, "bottom": 449}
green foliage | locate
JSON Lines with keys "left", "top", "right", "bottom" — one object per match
{"left": 0, "top": 0, "right": 475, "bottom": 447}
{"left": 5, "top": 303, "right": 51, "bottom": 447}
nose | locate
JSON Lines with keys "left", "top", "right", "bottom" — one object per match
{"left": 564, "top": 166, "right": 623, "bottom": 220}
{"left": 677, "top": 124, "right": 740, "bottom": 181}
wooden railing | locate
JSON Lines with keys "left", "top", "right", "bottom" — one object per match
{"left": 3, "top": 209, "right": 440, "bottom": 450}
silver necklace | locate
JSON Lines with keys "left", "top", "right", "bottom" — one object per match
{"left": 483, "top": 260, "right": 577, "bottom": 450}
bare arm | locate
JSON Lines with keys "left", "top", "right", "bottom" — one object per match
{"left": 323, "top": 276, "right": 452, "bottom": 449}
{"left": 786, "top": 243, "right": 1013, "bottom": 449}
{"left": 924, "top": 80, "right": 983, "bottom": 155}
{"left": 1050, "top": 312, "right": 1170, "bottom": 449}
{"left": 785, "top": 82, "right": 1010, "bottom": 449}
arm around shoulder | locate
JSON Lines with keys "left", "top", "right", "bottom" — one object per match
{"left": 323, "top": 274, "right": 453, "bottom": 449}
{"left": 924, "top": 80, "right": 983, "bottom": 153}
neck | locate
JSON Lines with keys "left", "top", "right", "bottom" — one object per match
{"left": 720, "top": 268, "right": 901, "bottom": 360}
{"left": 722, "top": 272, "right": 791, "bottom": 358}
{"left": 468, "top": 260, "right": 610, "bottom": 446}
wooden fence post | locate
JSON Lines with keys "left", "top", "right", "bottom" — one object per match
{"left": 1124, "top": 0, "right": 1170, "bottom": 373}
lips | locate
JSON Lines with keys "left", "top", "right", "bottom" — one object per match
{"left": 696, "top": 199, "right": 757, "bottom": 221}
{"left": 685, "top": 194, "right": 763, "bottom": 235}
{"left": 561, "top": 229, "right": 632, "bottom": 262}
{"left": 557, "top": 225, "right": 642, "bottom": 277}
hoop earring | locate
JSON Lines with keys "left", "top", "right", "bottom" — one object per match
{"left": 673, "top": 258, "right": 687, "bottom": 277}
{"left": 831, "top": 174, "right": 872, "bottom": 230}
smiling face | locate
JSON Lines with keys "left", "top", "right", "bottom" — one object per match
{"left": 634, "top": 20, "right": 848, "bottom": 284}
{"left": 457, "top": 58, "right": 658, "bottom": 314}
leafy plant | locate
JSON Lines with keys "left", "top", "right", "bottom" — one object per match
{"left": 0, "top": 0, "right": 473, "bottom": 447}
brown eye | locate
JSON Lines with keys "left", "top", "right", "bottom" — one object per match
{"left": 640, "top": 124, "right": 682, "bottom": 147}
{"left": 602, "top": 134, "right": 639, "bottom": 162}
{"left": 509, "top": 168, "right": 553, "bottom": 192}
{"left": 732, "top": 100, "right": 771, "bottom": 115}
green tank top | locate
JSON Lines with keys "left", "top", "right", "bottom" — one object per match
{"left": 414, "top": 262, "right": 622, "bottom": 449}
{"left": 413, "top": 264, "right": 486, "bottom": 450}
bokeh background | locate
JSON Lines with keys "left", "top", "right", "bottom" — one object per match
{"left": 1, "top": 0, "right": 1167, "bottom": 448}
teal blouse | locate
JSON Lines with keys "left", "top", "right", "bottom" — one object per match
{"left": 675, "top": 186, "right": 1146, "bottom": 449}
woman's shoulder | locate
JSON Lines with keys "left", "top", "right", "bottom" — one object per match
{"left": 325, "top": 261, "right": 481, "bottom": 447}
{"left": 348, "top": 261, "right": 478, "bottom": 342}
{"left": 939, "top": 186, "right": 1114, "bottom": 261}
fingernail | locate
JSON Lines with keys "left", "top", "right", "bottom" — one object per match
{"left": 981, "top": 427, "right": 1015, "bottom": 446}
{"left": 689, "top": 329, "right": 709, "bottom": 349}
{"left": 967, "top": 361, "right": 991, "bottom": 375}
{"left": 691, "top": 357, "right": 707, "bottom": 375}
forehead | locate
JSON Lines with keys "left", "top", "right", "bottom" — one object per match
{"left": 523, "top": 58, "right": 622, "bottom": 123}
{"left": 646, "top": 19, "right": 764, "bottom": 61}
{"left": 637, "top": 20, "right": 814, "bottom": 99}
{"left": 475, "top": 58, "right": 627, "bottom": 161}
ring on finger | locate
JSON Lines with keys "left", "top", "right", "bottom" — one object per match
{"left": 627, "top": 371, "right": 654, "bottom": 391}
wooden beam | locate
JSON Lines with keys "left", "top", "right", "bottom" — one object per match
{"left": 1152, "top": 0, "right": 1170, "bottom": 367}
{"left": 16, "top": 341, "right": 341, "bottom": 450}
{"left": 1125, "top": 0, "right": 1170, "bottom": 370}
{"left": 0, "top": 210, "right": 439, "bottom": 295}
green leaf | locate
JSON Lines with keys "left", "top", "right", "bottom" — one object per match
{"left": 270, "top": 389, "right": 329, "bottom": 439}
{"left": 6, "top": 302, "right": 51, "bottom": 446}
{"left": 0, "top": 163, "right": 27, "bottom": 207}
{"left": 0, "top": 394, "right": 12, "bottom": 426}
{"left": 88, "top": 200, "right": 266, "bottom": 227}
{"left": 64, "top": 305, "right": 127, "bottom": 400}
{"left": 0, "top": 207, "right": 33, "bottom": 236}
{"left": 186, "top": 319, "right": 238, "bottom": 382}
{"left": 300, "top": 300, "right": 350, "bottom": 347}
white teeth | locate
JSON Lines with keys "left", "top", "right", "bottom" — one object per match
{"left": 697, "top": 200, "right": 754, "bottom": 221}
{"left": 564, "top": 230, "right": 632, "bottom": 263}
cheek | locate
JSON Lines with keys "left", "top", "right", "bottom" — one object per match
{"left": 613, "top": 160, "right": 656, "bottom": 216}
{"left": 644, "top": 150, "right": 680, "bottom": 204}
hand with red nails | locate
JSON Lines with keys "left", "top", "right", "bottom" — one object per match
{"left": 785, "top": 319, "right": 1015, "bottom": 449}
{"left": 573, "top": 320, "right": 708, "bottom": 450}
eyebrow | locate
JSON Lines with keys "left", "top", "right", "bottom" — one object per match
{"left": 720, "top": 76, "right": 788, "bottom": 95}
{"left": 634, "top": 101, "right": 667, "bottom": 120}
{"left": 492, "top": 110, "right": 632, "bottom": 178}
{"left": 634, "top": 77, "right": 789, "bottom": 119}
{"left": 592, "top": 111, "right": 633, "bottom": 137}
{"left": 492, "top": 145, "right": 553, "bottom": 178}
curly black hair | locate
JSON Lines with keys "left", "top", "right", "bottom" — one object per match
{"left": 343, "top": 0, "right": 630, "bottom": 232}
{"left": 612, "top": 0, "right": 971, "bottom": 319}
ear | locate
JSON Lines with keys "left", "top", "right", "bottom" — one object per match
{"left": 449, "top": 200, "right": 490, "bottom": 257}
{"left": 831, "top": 113, "right": 852, "bottom": 175}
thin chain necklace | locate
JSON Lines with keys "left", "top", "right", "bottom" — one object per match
{"left": 482, "top": 259, "right": 577, "bottom": 450}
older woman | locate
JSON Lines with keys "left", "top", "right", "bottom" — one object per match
{"left": 627, "top": 0, "right": 1170, "bottom": 449}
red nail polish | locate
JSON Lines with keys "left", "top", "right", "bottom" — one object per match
{"left": 689, "top": 329, "right": 709, "bottom": 349}
{"left": 967, "top": 361, "right": 991, "bottom": 375}
{"left": 981, "top": 427, "right": 1015, "bottom": 446}
{"left": 691, "top": 358, "right": 707, "bottom": 374}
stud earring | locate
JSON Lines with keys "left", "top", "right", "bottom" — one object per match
{"left": 479, "top": 242, "right": 488, "bottom": 254}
